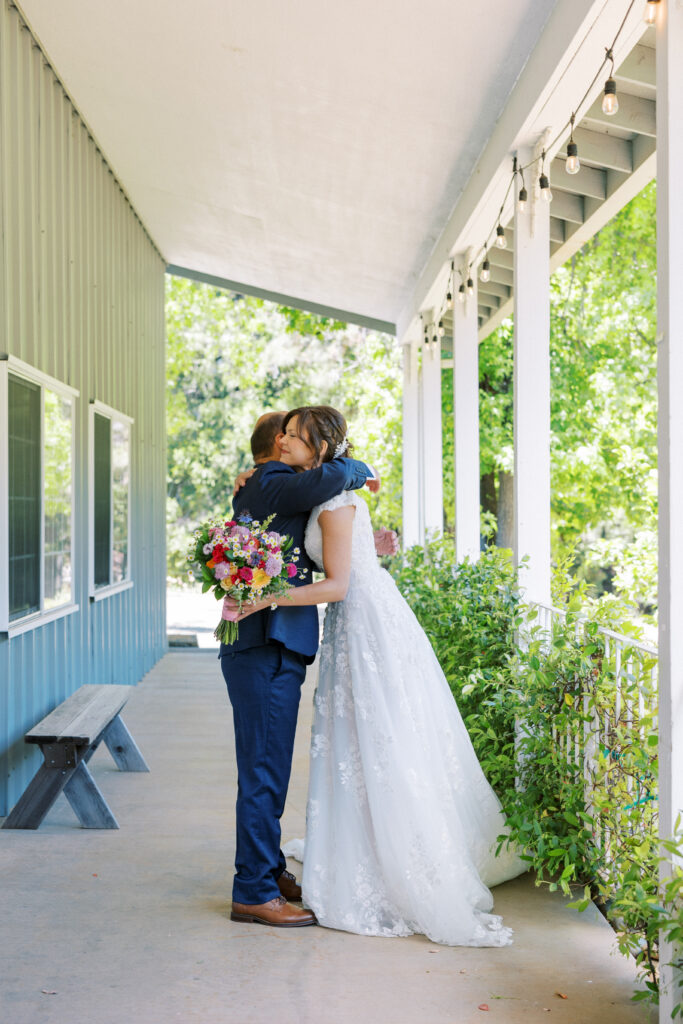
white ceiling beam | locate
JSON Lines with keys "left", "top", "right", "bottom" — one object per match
{"left": 550, "top": 158, "right": 606, "bottom": 199}
{"left": 572, "top": 126, "right": 633, "bottom": 173}
{"left": 616, "top": 42, "right": 656, "bottom": 89}
{"left": 479, "top": 281, "right": 511, "bottom": 300}
{"left": 583, "top": 91, "right": 656, "bottom": 137}
{"left": 549, "top": 189, "right": 584, "bottom": 224}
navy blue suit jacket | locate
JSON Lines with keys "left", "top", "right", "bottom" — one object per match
{"left": 219, "top": 458, "right": 373, "bottom": 662}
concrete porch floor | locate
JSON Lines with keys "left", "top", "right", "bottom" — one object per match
{"left": 0, "top": 653, "right": 654, "bottom": 1024}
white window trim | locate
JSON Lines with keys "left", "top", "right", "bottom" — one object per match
{"left": 89, "top": 400, "right": 134, "bottom": 600}
{"left": 0, "top": 355, "right": 79, "bottom": 636}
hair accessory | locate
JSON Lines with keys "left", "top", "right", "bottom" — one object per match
{"left": 333, "top": 436, "right": 349, "bottom": 458}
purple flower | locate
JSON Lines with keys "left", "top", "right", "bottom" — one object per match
{"left": 247, "top": 551, "right": 261, "bottom": 567}
{"left": 265, "top": 531, "right": 282, "bottom": 547}
{"left": 265, "top": 554, "right": 283, "bottom": 577}
{"left": 214, "top": 562, "right": 231, "bottom": 580}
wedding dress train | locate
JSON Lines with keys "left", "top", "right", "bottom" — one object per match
{"left": 287, "top": 490, "right": 526, "bottom": 946}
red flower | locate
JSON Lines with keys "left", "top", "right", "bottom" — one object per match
{"left": 225, "top": 520, "right": 236, "bottom": 528}
{"left": 286, "top": 563, "right": 297, "bottom": 578}
{"left": 238, "top": 566, "right": 253, "bottom": 583}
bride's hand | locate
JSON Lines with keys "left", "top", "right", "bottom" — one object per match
{"left": 233, "top": 467, "right": 257, "bottom": 496}
{"left": 222, "top": 595, "right": 271, "bottom": 622}
{"left": 365, "top": 466, "right": 381, "bottom": 494}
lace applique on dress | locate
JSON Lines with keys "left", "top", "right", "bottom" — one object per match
{"left": 297, "top": 484, "right": 526, "bottom": 946}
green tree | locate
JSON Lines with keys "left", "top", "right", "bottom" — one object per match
{"left": 166, "top": 277, "right": 402, "bottom": 579}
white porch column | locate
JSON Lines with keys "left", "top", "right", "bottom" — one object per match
{"left": 657, "top": 2, "right": 683, "bottom": 1017}
{"left": 513, "top": 146, "right": 551, "bottom": 606}
{"left": 401, "top": 337, "right": 422, "bottom": 548}
{"left": 421, "top": 317, "right": 444, "bottom": 538}
{"left": 453, "top": 272, "right": 481, "bottom": 562}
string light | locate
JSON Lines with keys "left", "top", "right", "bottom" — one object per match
{"left": 602, "top": 49, "right": 619, "bottom": 115}
{"left": 643, "top": 0, "right": 660, "bottom": 25}
{"left": 431, "top": 0, "right": 636, "bottom": 326}
{"left": 565, "top": 115, "right": 580, "bottom": 174}
{"left": 437, "top": 319, "right": 445, "bottom": 338}
{"left": 539, "top": 150, "right": 553, "bottom": 203}
{"left": 480, "top": 249, "right": 491, "bottom": 283}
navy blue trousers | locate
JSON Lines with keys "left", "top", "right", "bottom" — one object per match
{"left": 220, "top": 644, "right": 307, "bottom": 904}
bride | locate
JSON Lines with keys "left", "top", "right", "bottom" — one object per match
{"left": 232, "top": 404, "right": 527, "bottom": 946}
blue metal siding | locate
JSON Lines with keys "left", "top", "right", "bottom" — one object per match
{"left": 0, "top": 0, "right": 167, "bottom": 815}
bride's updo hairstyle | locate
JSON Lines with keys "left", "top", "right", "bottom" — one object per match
{"left": 282, "top": 405, "right": 353, "bottom": 467}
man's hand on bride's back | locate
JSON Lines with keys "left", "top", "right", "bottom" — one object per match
{"left": 233, "top": 467, "right": 257, "bottom": 495}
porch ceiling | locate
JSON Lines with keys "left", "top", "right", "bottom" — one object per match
{"left": 18, "top": 0, "right": 561, "bottom": 332}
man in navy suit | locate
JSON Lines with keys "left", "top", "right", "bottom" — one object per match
{"left": 221, "top": 412, "right": 379, "bottom": 927}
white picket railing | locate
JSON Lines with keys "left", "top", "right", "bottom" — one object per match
{"left": 524, "top": 602, "right": 659, "bottom": 859}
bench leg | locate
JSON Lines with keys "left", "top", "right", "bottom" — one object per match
{"left": 102, "top": 715, "right": 149, "bottom": 772}
{"left": 63, "top": 760, "right": 119, "bottom": 829}
{"left": 2, "top": 763, "right": 76, "bottom": 829}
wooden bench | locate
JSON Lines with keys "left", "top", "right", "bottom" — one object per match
{"left": 2, "top": 684, "right": 149, "bottom": 830}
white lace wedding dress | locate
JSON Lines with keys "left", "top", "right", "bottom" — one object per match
{"left": 285, "top": 490, "right": 527, "bottom": 946}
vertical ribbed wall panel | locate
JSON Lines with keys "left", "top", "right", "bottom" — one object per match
{"left": 0, "top": 0, "right": 167, "bottom": 816}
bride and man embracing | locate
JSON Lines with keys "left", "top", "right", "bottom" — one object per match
{"left": 219, "top": 404, "right": 525, "bottom": 946}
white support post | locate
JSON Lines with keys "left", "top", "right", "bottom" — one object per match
{"left": 453, "top": 269, "right": 481, "bottom": 562}
{"left": 657, "top": 3, "right": 683, "bottom": 1018}
{"left": 421, "top": 316, "right": 444, "bottom": 538}
{"left": 513, "top": 145, "right": 551, "bottom": 606}
{"left": 401, "top": 337, "right": 422, "bottom": 549}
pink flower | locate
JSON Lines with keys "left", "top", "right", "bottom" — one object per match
{"left": 238, "top": 566, "right": 253, "bottom": 583}
{"left": 214, "top": 562, "right": 231, "bottom": 580}
{"left": 286, "top": 563, "right": 297, "bottom": 578}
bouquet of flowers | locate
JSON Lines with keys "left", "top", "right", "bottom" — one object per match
{"left": 186, "top": 513, "right": 303, "bottom": 644}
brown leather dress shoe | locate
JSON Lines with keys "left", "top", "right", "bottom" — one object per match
{"left": 277, "top": 869, "right": 302, "bottom": 902}
{"left": 231, "top": 895, "right": 317, "bottom": 927}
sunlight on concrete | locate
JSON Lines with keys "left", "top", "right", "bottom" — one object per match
{"left": 0, "top": 654, "right": 654, "bottom": 1024}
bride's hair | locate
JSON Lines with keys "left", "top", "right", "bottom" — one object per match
{"left": 282, "top": 405, "right": 353, "bottom": 467}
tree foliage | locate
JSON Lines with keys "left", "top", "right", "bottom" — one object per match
{"left": 458, "top": 181, "right": 657, "bottom": 616}
{"left": 166, "top": 278, "right": 402, "bottom": 578}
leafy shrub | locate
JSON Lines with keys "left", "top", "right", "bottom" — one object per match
{"left": 391, "top": 541, "right": 682, "bottom": 1016}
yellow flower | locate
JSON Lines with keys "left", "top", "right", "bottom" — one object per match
{"left": 250, "top": 568, "right": 271, "bottom": 589}
{"left": 220, "top": 579, "right": 230, "bottom": 590}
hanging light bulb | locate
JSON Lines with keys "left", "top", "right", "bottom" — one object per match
{"left": 495, "top": 224, "right": 507, "bottom": 249}
{"left": 446, "top": 289, "right": 453, "bottom": 310}
{"left": 457, "top": 283, "right": 466, "bottom": 303}
{"left": 565, "top": 141, "right": 580, "bottom": 174}
{"left": 466, "top": 276, "right": 474, "bottom": 296}
{"left": 565, "top": 115, "right": 580, "bottom": 175}
{"left": 437, "top": 319, "right": 445, "bottom": 338}
{"left": 602, "top": 77, "right": 619, "bottom": 115}
{"left": 644, "top": 0, "right": 660, "bottom": 25}
{"left": 517, "top": 185, "right": 528, "bottom": 212}
{"left": 480, "top": 257, "right": 490, "bottom": 284}
{"left": 538, "top": 151, "right": 552, "bottom": 203}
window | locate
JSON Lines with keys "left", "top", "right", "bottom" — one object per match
{"left": 89, "top": 401, "right": 133, "bottom": 598}
{"left": 0, "top": 356, "right": 78, "bottom": 635}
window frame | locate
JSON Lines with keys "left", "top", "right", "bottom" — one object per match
{"left": 88, "top": 399, "right": 134, "bottom": 601}
{"left": 0, "top": 355, "right": 80, "bottom": 637}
